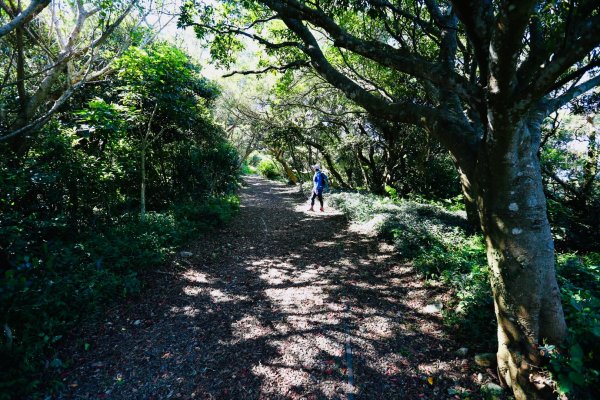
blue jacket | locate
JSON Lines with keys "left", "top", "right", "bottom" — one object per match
{"left": 313, "top": 170, "right": 326, "bottom": 192}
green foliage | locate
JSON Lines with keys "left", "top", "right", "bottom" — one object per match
{"left": 241, "top": 162, "right": 257, "bottom": 175}
{"left": 257, "top": 158, "right": 281, "bottom": 179}
{"left": 168, "top": 139, "right": 241, "bottom": 199}
{"left": 541, "top": 114, "right": 599, "bottom": 251}
{"left": 0, "top": 41, "right": 240, "bottom": 398}
{"left": 327, "top": 191, "right": 388, "bottom": 221}
{"left": 547, "top": 253, "right": 600, "bottom": 398}
{"left": 173, "top": 196, "right": 240, "bottom": 232}
{"left": 115, "top": 43, "right": 219, "bottom": 125}
{"left": 413, "top": 233, "right": 485, "bottom": 278}
{"left": 384, "top": 184, "right": 398, "bottom": 200}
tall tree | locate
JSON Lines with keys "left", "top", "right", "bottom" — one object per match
{"left": 182, "top": 1, "right": 600, "bottom": 397}
{"left": 0, "top": 0, "right": 175, "bottom": 154}
{"left": 114, "top": 43, "right": 219, "bottom": 220}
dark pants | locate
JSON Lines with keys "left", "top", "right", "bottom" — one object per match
{"left": 311, "top": 190, "right": 323, "bottom": 208}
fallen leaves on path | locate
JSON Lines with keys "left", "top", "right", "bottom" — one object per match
{"left": 52, "top": 176, "right": 497, "bottom": 399}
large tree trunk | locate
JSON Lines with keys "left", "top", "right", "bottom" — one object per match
{"left": 474, "top": 115, "right": 566, "bottom": 399}
{"left": 7, "top": 24, "right": 29, "bottom": 158}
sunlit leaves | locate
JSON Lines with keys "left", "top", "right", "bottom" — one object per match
{"left": 75, "top": 98, "right": 128, "bottom": 143}
{"left": 114, "top": 42, "right": 217, "bottom": 134}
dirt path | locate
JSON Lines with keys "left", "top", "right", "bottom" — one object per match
{"left": 57, "top": 176, "right": 481, "bottom": 399}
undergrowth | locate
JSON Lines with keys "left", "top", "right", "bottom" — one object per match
{"left": 0, "top": 196, "right": 239, "bottom": 398}
{"left": 329, "top": 191, "right": 600, "bottom": 398}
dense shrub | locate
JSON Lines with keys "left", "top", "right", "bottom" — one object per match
{"left": 258, "top": 158, "right": 281, "bottom": 179}
{"left": 548, "top": 253, "right": 600, "bottom": 398}
{"left": 168, "top": 139, "right": 241, "bottom": 201}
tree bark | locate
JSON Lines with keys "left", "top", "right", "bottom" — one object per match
{"left": 288, "top": 145, "right": 306, "bottom": 194}
{"left": 355, "top": 147, "right": 370, "bottom": 189}
{"left": 140, "top": 145, "right": 146, "bottom": 222}
{"left": 474, "top": 115, "right": 566, "bottom": 399}
{"left": 0, "top": 0, "right": 49, "bottom": 39}
{"left": 7, "top": 24, "right": 29, "bottom": 156}
{"left": 304, "top": 139, "right": 348, "bottom": 187}
{"left": 272, "top": 150, "right": 298, "bottom": 184}
{"left": 458, "top": 168, "right": 481, "bottom": 232}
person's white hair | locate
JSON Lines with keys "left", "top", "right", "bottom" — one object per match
{"left": 312, "top": 164, "right": 321, "bottom": 170}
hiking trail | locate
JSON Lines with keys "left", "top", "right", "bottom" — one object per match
{"left": 58, "top": 176, "right": 481, "bottom": 399}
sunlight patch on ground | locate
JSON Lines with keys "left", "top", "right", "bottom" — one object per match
{"left": 247, "top": 257, "right": 330, "bottom": 286}
{"left": 293, "top": 202, "right": 344, "bottom": 216}
{"left": 335, "top": 258, "right": 357, "bottom": 269}
{"left": 182, "top": 286, "right": 248, "bottom": 303}
{"left": 370, "top": 352, "right": 416, "bottom": 376}
{"left": 378, "top": 242, "right": 395, "bottom": 253}
{"left": 257, "top": 265, "right": 292, "bottom": 285}
{"left": 387, "top": 277, "right": 405, "bottom": 286}
{"left": 418, "top": 360, "right": 453, "bottom": 376}
{"left": 272, "top": 334, "right": 342, "bottom": 366}
{"left": 249, "top": 332, "right": 348, "bottom": 397}
{"left": 295, "top": 267, "right": 328, "bottom": 284}
{"left": 356, "top": 315, "right": 398, "bottom": 340}
{"left": 264, "top": 286, "right": 326, "bottom": 308}
{"left": 252, "top": 362, "right": 310, "bottom": 398}
{"left": 350, "top": 281, "right": 393, "bottom": 292}
{"left": 354, "top": 304, "right": 401, "bottom": 316}
{"left": 230, "top": 315, "right": 274, "bottom": 342}
{"left": 170, "top": 305, "right": 200, "bottom": 317}
{"left": 381, "top": 295, "right": 402, "bottom": 304}
{"left": 251, "top": 259, "right": 295, "bottom": 285}
{"left": 182, "top": 269, "right": 213, "bottom": 284}
{"left": 348, "top": 214, "right": 389, "bottom": 236}
{"left": 182, "top": 286, "right": 203, "bottom": 296}
{"left": 209, "top": 288, "right": 236, "bottom": 302}
{"left": 313, "top": 240, "right": 337, "bottom": 248}
{"left": 250, "top": 260, "right": 337, "bottom": 285}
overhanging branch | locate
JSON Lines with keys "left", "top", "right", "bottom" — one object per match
{"left": 222, "top": 60, "right": 309, "bottom": 78}
{"left": 260, "top": 0, "right": 481, "bottom": 106}
{"left": 189, "top": 22, "right": 303, "bottom": 51}
{"left": 546, "top": 74, "right": 600, "bottom": 114}
{"left": 277, "top": 16, "right": 478, "bottom": 168}
{"left": 524, "top": 13, "right": 600, "bottom": 105}
{"left": 547, "top": 59, "right": 600, "bottom": 94}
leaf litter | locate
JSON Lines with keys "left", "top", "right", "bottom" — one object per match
{"left": 50, "top": 176, "right": 503, "bottom": 399}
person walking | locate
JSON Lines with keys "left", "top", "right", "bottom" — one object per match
{"left": 308, "top": 164, "right": 327, "bottom": 212}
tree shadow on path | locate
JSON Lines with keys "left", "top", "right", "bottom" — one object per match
{"left": 57, "top": 176, "right": 484, "bottom": 399}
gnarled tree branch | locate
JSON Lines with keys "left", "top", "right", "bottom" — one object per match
{"left": 0, "top": 0, "right": 49, "bottom": 38}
